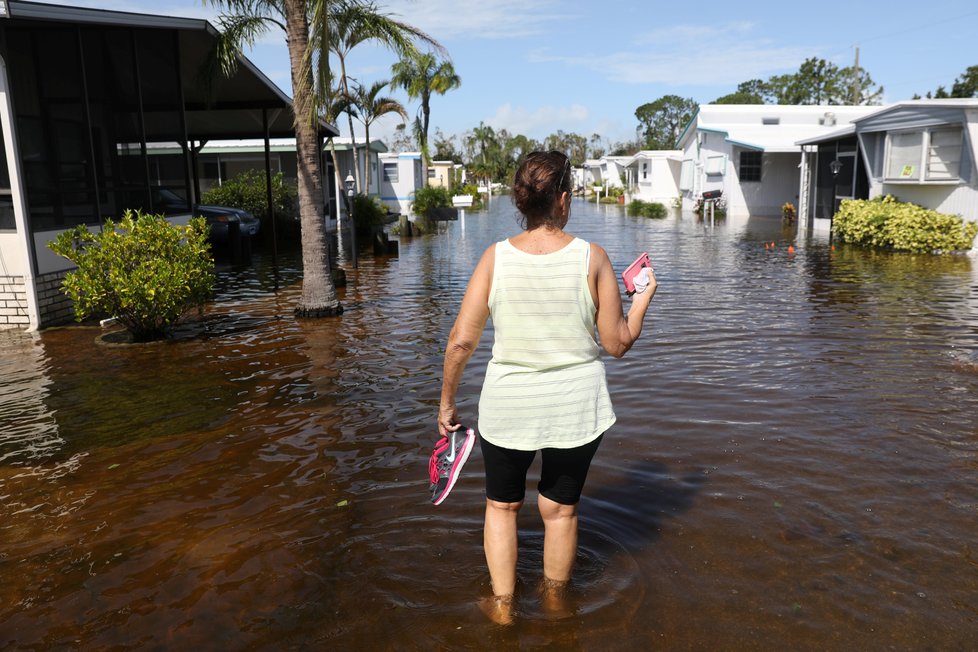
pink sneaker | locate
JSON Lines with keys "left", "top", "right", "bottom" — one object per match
{"left": 429, "top": 427, "right": 476, "bottom": 506}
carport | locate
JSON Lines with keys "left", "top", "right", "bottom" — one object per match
{"left": 0, "top": 0, "right": 338, "bottom": 330}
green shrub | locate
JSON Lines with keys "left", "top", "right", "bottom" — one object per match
{"left": 48, "top": 210, "right": 214, "bottom": 342}
{"left": 459, "top": 183, "right": 485, "bottom": 209}
{"left": 201, "top": 170, "right": 298, "bottom": 227}
{"left": 833, "top": 195, "right": 978, "bottom": 254}
{"left": 411, "top": 185, "right": 453, "bottom": 216}
{"left": 350, "top": 193, "right": 389, "bottom": 231}
{"left": 627, "top": 199, "right": 668, "bottom": 219}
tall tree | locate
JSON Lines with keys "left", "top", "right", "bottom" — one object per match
{"left": 834, "top": 65, "right": 884, "bottom": 105}
{"left": 950, "top": 65, "right": 978, "bottom": 97}
{"left": 346, "top": 79, "right": 407, "bottom": 191}
{"left": 635, "top": 95, "right": 697, "bottom": 149}
{"left": 389, "top": 122, "right": 416, "bottom": 152}
{"left": 329, "top": 2, "right": 441, "bottom": 192}
{"left": 390, "top": 52, "right": 461, "bottom": 173}
{"left": 431, "top": 128, "right": 461, "bottom": 161}
{"left": 205, "top": 0, "right": 350, "bottom": 317}
{"left": 760, "top": 58, "right": 882, "bottom": 105}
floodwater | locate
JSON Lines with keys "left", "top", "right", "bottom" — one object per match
{"left": 1, "top": 198, "right": 977, "bottom": 650}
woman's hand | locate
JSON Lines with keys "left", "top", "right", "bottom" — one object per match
{"left": 438, "top": 402, "right": 461, "bottom": 436}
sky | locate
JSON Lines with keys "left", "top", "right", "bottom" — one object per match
{"left": 32, "top": 0, "right": 978, "bottom": 150}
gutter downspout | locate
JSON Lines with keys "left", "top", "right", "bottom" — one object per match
{"left": 0, "top": 54, "right": 40, "bottom": 331}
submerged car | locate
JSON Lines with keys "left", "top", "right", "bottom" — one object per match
{"left": 194, "top": 204, "right": 261, "bottom": 242}
{"left": 152, "top": 188, "right": 261, "bottom": 243}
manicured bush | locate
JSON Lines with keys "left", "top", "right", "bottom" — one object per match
{"left": 201, "top": 170, "right": 298, "bottom": 226}
{"left": 833, "top": 195, "right": 978, "bottom": 254}
{"left": 627, "top": 199, "right": 668, "bottom": 219}
{"left": 48, "top": 210, "right": 214, "bottom": 342}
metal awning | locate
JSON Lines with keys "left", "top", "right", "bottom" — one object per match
{"left": 7, "top": 0, "right": 338, "bottom": 140}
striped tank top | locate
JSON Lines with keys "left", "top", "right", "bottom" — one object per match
{"left": 478, "top": 237, "right": 616, "bottom": 450}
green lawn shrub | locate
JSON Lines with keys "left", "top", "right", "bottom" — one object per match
{"left": 350, "top": 193, "right": 389, "bottom": 231}
{"left": 48, "top": 210, "right": 214, "bottom": 342}
{"left": 833, "top": 195, "right": 978, "bottom": 254}
{"left": 627, "top": 199, "right": 668, "bottom": 219}
{"left": 201, "top": 170, "right": 298, "bottom": 228}
{"left": 411, "top": 185, "right": 453, "bottom": 217}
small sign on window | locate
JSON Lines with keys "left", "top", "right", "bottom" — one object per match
{"left": 900, "top": 165, "right": 915, "bottom": 178}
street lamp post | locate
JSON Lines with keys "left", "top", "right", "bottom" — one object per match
{"left": 345, "top": 171, "right": 358, "bottom": 269}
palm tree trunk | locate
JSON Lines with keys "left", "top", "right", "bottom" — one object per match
{"left": 363, "top": 125, "right": 371, "bottom": 192}
{"left": 339, "top": 55, "right": 363, "bottom": 194}
{"left": 419, "top": 96, "right": 430, "bottom": 181}
{"left": 285, "top": 0, "right": 342, "bottom": 317}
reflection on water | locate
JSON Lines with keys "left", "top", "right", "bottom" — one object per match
{"left": 1, "top": 200, "right": 977, "bottom": 649}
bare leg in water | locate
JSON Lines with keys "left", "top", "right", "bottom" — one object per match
{"left": 538, "top": 494, "right": 577, "bottom": 617}
{"left": 481, "top": 498, "right": 521, "bottom": 624}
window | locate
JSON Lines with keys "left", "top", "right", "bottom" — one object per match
{"left": 739, "top": 151, "right": 762, "bottom": 182}
{"left": 383, "top": 162, "right": 398, "bottom": 183}
{"left": 427, "top": 168, "right": 436, "bottom": 178}
{"left": 886, "top": 126, "right": 963, "bottom": 182}
{"left": 927, "top": 128, "right": 962, "bottom": 180}
{"left": 886, "top": 131, "right": 922, "bottom": 180}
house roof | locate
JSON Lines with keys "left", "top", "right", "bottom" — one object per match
{"left": 678, "top": 104, "right": 880, "bottom": 153}
{"left": 6, "top": 0, "right": 339, "bottom": 140}
{"left": 794, "top": 99, "right": 978, "bottom": 146}
{"left": 329, "top": 138, "right": 389, "bottom": 153}
{"left": 622, "top": 150, "right": 682, "bottom": 166}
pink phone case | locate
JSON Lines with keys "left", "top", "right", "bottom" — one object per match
{"left": 621, "top": 252, "right": 652, "bottom": 294}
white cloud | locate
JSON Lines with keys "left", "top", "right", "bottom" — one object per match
{"left": 531, "top": 42, "right": 813, "bottom": 87}
{"left": 379, "top": 0, "right": 569, "bottom": 40}
{"left": 484, "top": 103, "right": 590, "bottom": 137}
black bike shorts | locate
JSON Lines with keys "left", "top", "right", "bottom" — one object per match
{"left": 480, "top": 434, "right": 604, "bottom": 505}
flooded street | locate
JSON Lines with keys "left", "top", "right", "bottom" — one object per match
{"left": 1, "top": 198, "right": 977, "bottom": 649}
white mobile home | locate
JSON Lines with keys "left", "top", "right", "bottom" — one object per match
{"left": 623, "top": 151, "right": 682, "bottom": 204}
{"left": 378, "top": 152, "right": 423, "bottom": 217}
{"left": 677, "top": 105, "right": 879, "bottom": 217}
{"left": 796, "top": 99, "right": 978, "bottom": 236}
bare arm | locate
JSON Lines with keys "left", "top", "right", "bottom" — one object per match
{"left": 439, "top": 245, "right": 493, "bottom": 435}
{"left": 590, "top": 243, "right": 657, "bottom": 358}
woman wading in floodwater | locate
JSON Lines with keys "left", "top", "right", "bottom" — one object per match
{"left": 438, "top": 150, "right": 657, "bottom": 623}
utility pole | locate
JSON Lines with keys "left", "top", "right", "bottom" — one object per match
{"left": 852, "top": 46, "right": 861, "bottom": 105}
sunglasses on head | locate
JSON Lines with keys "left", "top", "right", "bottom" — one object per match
{"left": 527, "top": 150, "right": 570, "bottom": 194}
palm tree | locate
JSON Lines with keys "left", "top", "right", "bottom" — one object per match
{"left": 346, "top": 80, "right": 407, "bottom": 192}
{"left": 390, "top": 52, "right": 461, "bottom": 174}
{"left": 203, "top": 0, "right": 438, "bottom": 317}
{"left": 205, "top": 0, "right": 344, "bottom": 316}
{"left": 329, "top": 2, "right": 442, "bottom": 193}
